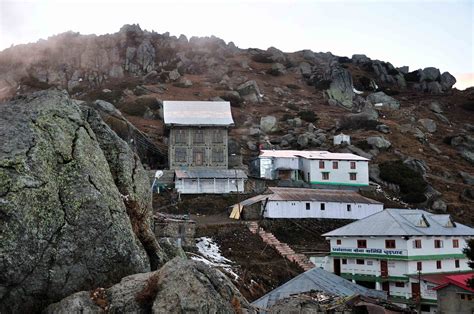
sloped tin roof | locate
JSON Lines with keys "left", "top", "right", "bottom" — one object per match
{"left": 323, "top": 208, "right": 474, "bottom": 237}
{"left": 267, "top": 187, "right": 382, "bottom": 204}
{"left": 259, "top": 150, "right": 369, "bottom": 161}
{"left": 251, "top": 267, "right": 385, "bottom": 309}
{"left": 163, "top": 101, "right": 234, "bottom": 126}
{"left": 175, "top": 169, "right": 247, "bottom": 179}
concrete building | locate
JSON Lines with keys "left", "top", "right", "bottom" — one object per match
{"left": 174, "top": 169, "right": 246, "bottom": 194}
{"left": 433, "top": 273, "right": 474, "bottom": 314}
{"left": 231, "top": 187, "right": 383, "bottom": 220}
{"left": 334, "top": 133, "right": 351, "bottom": 145}
{"left": 163, "top": 101, "right": 234, "bottom": 170}
{"left": 323, "top": 209, "right": 474, "bottom": 313}
{"left": 257, "top": 150, "right": 369, "bottom": 188}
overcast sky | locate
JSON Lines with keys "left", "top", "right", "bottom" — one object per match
{"left": 1, "top": 0, "right": 472, "bottom": 89}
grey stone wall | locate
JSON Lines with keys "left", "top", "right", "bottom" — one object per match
{"left": 437, "top": 285, "right": 474, "bottom": 314}
{"left": 168, "top": 126, "right": 228, "bottom": 170}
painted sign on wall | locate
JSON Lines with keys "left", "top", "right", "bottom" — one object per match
{"left": 332, "top": 247, "right": 405, "bottom": 256}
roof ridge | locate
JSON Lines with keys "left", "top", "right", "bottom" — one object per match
{"left": 389, "top": 209, "right": 429, "bottom": 236}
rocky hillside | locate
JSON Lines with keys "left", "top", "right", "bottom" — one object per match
{"left": 0, "top": 24, "right": 473, "bottom": 226}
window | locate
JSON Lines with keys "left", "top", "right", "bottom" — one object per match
{"left": 322, "top": 172, "right": 329, "bottom": 180}
{"left": 175, "top": 148, "right": 187, "bottom": 162}
{"left": 455, "top": 259, "right": 460, "bottom": 268}
{"left": 417, "top": 262, "right": 422, "bottom": 271}
{"left": 350, "top": 173, "right": 357, "bottom": 181}
{"left": 350, "top": 161, "right": 356, "bottom": 169}
{"left": 212, "top": 129, "right": 223, "bottom": 143}
{"left": 434, "top": 239, "right": 443, "bottom": 248}
{"left": 193, "top": 129, "right": 204, "bottom": 143}
{"left": 342, "top": 259, "right": 347, "bottom": 264}
{"left": 395, "top": 282, "right": 405, "bottom": 288}
{"left": 193, "top": 148, "right": 204, "bottom": 165}
{"left": 333, "top": 161, "right": 338, "bottom": 169}
{"left": 357, "top": 240, "right": 367, "bottom": 248}
{"left": 413, "top": 239, "right": 422, "bottom": 249}
{"left": 436, "top": 260, "right": 442, "bottom": 269}
{"left": 356, "top": 259, "right": 365, "bottom": 265}
{"left": 336, "top": 239, "right": 341, "bottom": 245}
{"left": 306, "top": 203, "right": 310, "bottom": 210}
{"left": 320, "top": 203, "right": 325, "bottom": 211}
{"left": 347, "top": 204, "right": 352, "bottom": 212}
{"left": 385, "top": 240, "right": 396, "bottom": 249}
{"left": 212, "top": 148, "right": 224, "bottom": 163}
{"left": 453, "top": 239, "right": 459, "bottom": 248}
{"left": 319, "top": 161, "right": 325, "bottom": 169}
{"left": 175, "top": 129, "right": 187, "bottom": 144}
{"left": 366, "top": 260, "right": 373, "bottom": 266}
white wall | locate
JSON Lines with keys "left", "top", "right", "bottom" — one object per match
{"left": 302, "top": 159, "right": 369, "bottom": 186}
{"left": 259, "top": 156, "right": 299, "bottom": 179}
{"left": 176, "top": 178, "right": 245, "bottom": 194}
{"left": 264, "top": 201, "right": 383, "bottom": 219}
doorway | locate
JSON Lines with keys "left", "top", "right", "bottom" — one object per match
{"left": 380, "top": 260, "right": 388, "bottom": 278}
{"left": 334, "top": 258, "right": 341, "bottom": 276}
{"left": 411, "top": 282, "right": 421, "bottom": 300}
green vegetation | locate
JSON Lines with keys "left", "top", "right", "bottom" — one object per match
{"left": 379, "top": 160, "right": 427, "bottom": 203}
{"left": 298, "top": 110, "right": 318, "bottom": 123}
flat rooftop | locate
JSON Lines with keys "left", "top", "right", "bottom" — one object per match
{"left": 163, "top": 101, "right": 234, "bottom": 126}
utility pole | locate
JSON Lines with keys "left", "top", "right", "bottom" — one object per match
{"left": 417, "top": 270, "right": 422, "bottom": 314}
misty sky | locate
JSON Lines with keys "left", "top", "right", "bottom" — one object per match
{"left": 1, "top": 0, "right": 473, "bottom": 89}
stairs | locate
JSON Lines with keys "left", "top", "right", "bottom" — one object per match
{"left": 247, "top": 222, "right": 314, "bottom": 271}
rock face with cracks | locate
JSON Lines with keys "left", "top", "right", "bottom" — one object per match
{"left": 0, "top": 90, "right": 164, "bottom": 312}
{"left": 44, "top": 258, "right": 254, "bottom": 314}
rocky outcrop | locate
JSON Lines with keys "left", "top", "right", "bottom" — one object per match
{"left": 367, "top": 91, "right": 400, "bottom": 110}
{"left": 237, "top": 80, "right": 262, "bottom": 103}
{"left": 0, "top": 90, "right": 162, "bottom": 312}
{"left": 260, "top": 116, "right": 278, "bottom": 133}
{"left": 86, "top": 100, "right": 167, "bottom": 168}
{"left": 325, "top": 65, "right": 355, "bottom": 109}
{"left": 45, "top": 258, "right": 253, "bottom": 313}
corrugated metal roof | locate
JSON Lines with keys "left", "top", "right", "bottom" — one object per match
{"left": 251, "top": 267, "right": 386, "bottom": 309}
{"left": 163, "top": 101, "right": 234, "bottom": 126}
{"left": 259, "top": 150, "right": 369, "bottom": 161}
{"left": 323, "top": 208, "right": 474, "bottom": 237}
{"left": 267, "top": 187, "right": 382, "bottom": 204}
{"left": 175, "top": 169, "right": 247, "bottom": 179}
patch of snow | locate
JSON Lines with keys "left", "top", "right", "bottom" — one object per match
{"left": 352, "top": 87, "right": 364, "bottom": 95}
{"left": 191, "top": 237, "right": 239, "bottom": 280}
{"left": 374, "top": 102, "right": 384, "bottom": 107}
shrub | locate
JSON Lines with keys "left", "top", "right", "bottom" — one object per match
{"left": 251, "top": 53, "right": 273, "bottom": 63}
{"left": 135, "top": 273, "right": 160, "bottom": 307}
{"left": 286, "top": 84, "right": 301, "bottom": 90}
{"left": 404, "top": 70, "right": 420, "bottom": 82}
{"left": 20, "top": 76, "right": 51, "bottom": 90}
{"left": 461, "top": 100, "right": 474, "bottom": 111}
{"left": 83, "top": 89, "right": 123, "bottom": 104}
{"left": 355, "top": 140, "right": 371, "bottom": 151}
{"left": 287, "top": 103, "right": 299, "bottom": 111}
{"left": 339, "top": 116, "right": 381, "bottom": 131}
{"left": 379, "top": 160, "right": 427, "bottom": 203}
{"left": 298, "top": 110, "right": 318, "bottom": 123}
{"left": 338, "top": 56, "right": 351, "bottom": 63}
{"left": 118, "top": 97, "right": 158, "bottom": 116}
{"left": 313, "top": 79, "right": 331, "bottom": 90}
{"left": 387, "top": 68, "right": 399, "bottom": 76}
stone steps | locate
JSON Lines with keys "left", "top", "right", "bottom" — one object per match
{"left": 246, "top": 221, "right": 315, "bottom": 272}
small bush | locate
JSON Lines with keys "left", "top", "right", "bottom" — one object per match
{"left": 340, "top": 116, "right": 381, "bottom": 131}
{"left": 287, "top": 103, "right": 299, "bottom": 111}
{"left": 298, "top": 110, "right": 318, "bottom": 123}
{"left": 251, "top": 53, "right": 273, "bottom": 63}
{"left": 461, "top": 100, "right": 474, "bottom": 111}
{"left": 83, "top": 89, "right": 122, "bottom": 104}
{"left": 383, "top": 89, "right": 400, "bottom": 96}
{"left": 281, "top": 113, "right": 293, "bottom": 121}
{"left": 387, "top": 69, "right": 399, "bottom": 76}
{"left": 338, "top": 56, "right": 351, "bottom": 63}
{"left": 286, "top": 84, "right": 301, "bottom": 90}
{"left": 135, "top": 274, "right": 160, "bottom": 307}
{"left": 118, "top": 97, "right": 158, "bottom": 116}
{"left": 313, "top": 79, "right": 331, "bottom": 90}
{"left": 20, "top": 76, "right": 51, "bottom": 90}
{"left": 404, "top": 70, "right": 420, "bottom": 82}
{"left": 355, "top": 140, "right": 371, "bottom": 151}
{"left": 379, "top": 160, "right": 427, "bottom": 204}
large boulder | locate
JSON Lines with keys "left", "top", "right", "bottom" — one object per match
{"left": 366, "top": 136, "right": 391, "bottom": 150}
{"left": 440, "top": 72, "right": 456, "bottom": 90}
{"left": 237, "top": 80, "right": 262, "bottom": 103}
{"left": 420, "top": 67, "right": 441, "bottom": 82}
{"left": 260, "top": 116, "right": 278, "bottom": 133}
{"left": 45, "top": 258, "right": 253, "bottom": 313}
{"left": 367, "top": 91, "right": 400, "bottom": 110}
{"left": 326, "top": 66, "right": 355, "bottom": 109}
{"left": 418, "top": 118, "right": 437, "bottom": 133}
{"left": 0, "top": 90, "right": 160, "bottom": 312}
